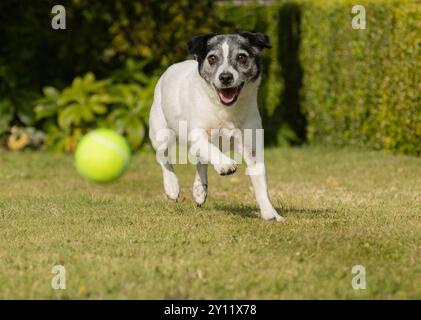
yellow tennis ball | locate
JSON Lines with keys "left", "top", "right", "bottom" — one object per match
{"left": 75, "top": 129, "right": 131, "bottom": 183}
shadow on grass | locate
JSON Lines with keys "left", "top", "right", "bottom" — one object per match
{"left": 281, "top": 207, "right": 336, "bottom": 218}
{"left": 210, "top": 204, "right": 336, "bottom": 220}
{"left": 212, "top": 204, "right": 259, "bottom": 219}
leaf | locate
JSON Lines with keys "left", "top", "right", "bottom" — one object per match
{"left": 17, "top": 107, "right": 35, "bottom": 126}
{"left": 133, "top": 72, "right": 150, "bottom": 85}
{"left": 107, "top": 108, "right": 128, "bottom": 122}
{"left": 125, "top": 117, "right": 145, "bottom": 150}
{"left": 90, "top": 93, "right": 112, "bottom": 104}
{"left": 58, "top": 87, "right": 79, "bottom": 106}
{"left": 79, "top": 104, "right": 95, "bottom": 123}
{"left": 58, "top": 103, "right": 82, "bottom": 129}
{"left": 90, "top": 103, "right": 108, "bottom": 115}
{"left": 43, "top": 86, "right": 60, "bottom": 100}
{"left": 83, "top": 72, "right": 95, "bottom": 84}
{"left": 34, "top": 102, "right": 58, "bottom": 120}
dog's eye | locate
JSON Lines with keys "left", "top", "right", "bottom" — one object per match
{"left": 237, "top": 54, "right": 248, "bottom": 64}
{"left": 208, "top": 55, "right": 217, "bottom": 65}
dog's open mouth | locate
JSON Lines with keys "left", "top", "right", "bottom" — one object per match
{"left": 214, "top": 83, "right": 244, "bottom": 106}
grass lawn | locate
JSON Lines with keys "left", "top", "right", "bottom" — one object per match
{"left": 0, "top": 145, "right": 420, "bottom": 299}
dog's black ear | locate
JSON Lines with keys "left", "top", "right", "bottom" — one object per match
{"left": 239, "top": 31, "right": 272, "bottom": 51}
{"left": 187, "top": 33, "right": 215, "bottom": 59}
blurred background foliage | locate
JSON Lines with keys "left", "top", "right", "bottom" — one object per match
{"left": 0, "top": 0, "right": 419, "bottom": 155}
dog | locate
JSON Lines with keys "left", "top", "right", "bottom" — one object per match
{"left": 149, "top": 32, "right": 284, "bottom": 222}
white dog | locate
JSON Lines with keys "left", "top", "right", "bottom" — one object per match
{"left": 149, "top": 32, "right": 284, "bottom": 221}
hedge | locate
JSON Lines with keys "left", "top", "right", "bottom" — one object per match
{"left": 300, "top": 0, "right": 421, "bottom": 155}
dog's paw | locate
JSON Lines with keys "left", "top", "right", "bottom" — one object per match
{"left": 261, "top": 207, "right": 285, "bottom": 222}
{"left": 213, "top": 159, "right": 237, "bottom": 176}
{"left": 193, "top": 183, "right": 208, "bottom": 206}
{"left": 164, "top": 174, "right": 180, "bottom": 201}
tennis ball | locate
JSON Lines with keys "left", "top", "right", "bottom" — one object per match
{"left": 75, "top": 129, "right": 131, "bottom": 183}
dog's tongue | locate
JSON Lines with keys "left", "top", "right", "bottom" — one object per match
{"left": 218, "top": 88, "right": 237, "bottom": 104}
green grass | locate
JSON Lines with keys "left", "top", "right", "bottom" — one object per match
{"left": 0, "top": 145, "right": 421, "bottom": 299}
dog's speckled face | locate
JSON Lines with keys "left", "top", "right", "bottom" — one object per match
{"left": 188, "top": 32, "right": 272, "bottom": 106}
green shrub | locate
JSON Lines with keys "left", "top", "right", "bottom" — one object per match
{"left": 35, "top": 72, "right": 157, "bottom": 152}
{"left": 300, "top": 0, "right": 421, "bottom": 155}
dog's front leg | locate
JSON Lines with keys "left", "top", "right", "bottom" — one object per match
{"left": 234, "top": 133, "right": 284, "bottom": 222}
{"left": 248, "top": 163, "right": 284, "bottom": 221}
{"left": 189, "top": 129, "right": 237, "bottom": 176}
{"left": 193, "top": 163, "right": 208, "bottom": 206}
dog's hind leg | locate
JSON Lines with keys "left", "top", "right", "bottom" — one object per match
{"left": 159, "top": 158, "right": 180, "bottom": 201}
{"left": 193, "top": 163, "right": 208, "bottom": 206}
{"left": 149, "top": 80, "right": 180, "bottom": 201}
{"left": 151, "top": 128, "right": 180, "bottom": 202}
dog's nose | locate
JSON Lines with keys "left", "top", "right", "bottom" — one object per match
{"left": 219, "top": 72, "right": 234, "bottom": 85}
